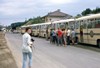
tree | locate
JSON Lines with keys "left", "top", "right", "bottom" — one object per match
{"left": 75, "top": 14, "right": 82, "bottom": 18}
{"left": 77, "top": 7, "right": 100, "bottom": 16}
{"left": 92, "top": 7, "right": 100, "bottom": 14}
{"left": 23, "top": 16, "right": 45, "bottom": 25}
{"left": 81, "top": 8, "right": 92, "bottom": 16}
{"left": 11, "top": 22, "right": 26, "bottom": 30}
{"left": 31, "top": 16, "right": 44, "bottom": 24}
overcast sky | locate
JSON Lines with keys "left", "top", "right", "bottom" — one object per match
{"left": 0, "top": 0, "right": 100, "bottom": 26}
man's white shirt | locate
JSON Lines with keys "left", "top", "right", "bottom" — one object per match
{"left": 67, "top": 29, "right": 71, "bottom": 36}
{"left": 22, "top": 33, "right": 32, "bottom": 52}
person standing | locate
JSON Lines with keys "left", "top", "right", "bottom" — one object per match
{"left": 57, "top": 28, "right": 63, "bottom": 46}
{"left": 71, "top": 29, "right": 76, "bottom": 45}
{"left": 22, "top": 27, "right": 33, "bottom": 68}
{"left": 50, "top": 29, "right": 53, "bottom": 43}
{"left": 67, "top": 28, "right": 71, "bottom": 45}
{"left": 46, "top": 27, "right": 49, "bottom": 40}
{"left": 52, "top": 29, "right": 57, "bottom": 44}
{"left": 62, "top": 29, "right": 67, "bottom": 47}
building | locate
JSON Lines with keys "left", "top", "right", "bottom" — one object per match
{"left": 43, "top": 9, "right": 72, "bottom": 22}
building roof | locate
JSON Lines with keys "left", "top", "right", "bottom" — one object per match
{"left": 44, "top": 9, "right": 72, "bottom": 17}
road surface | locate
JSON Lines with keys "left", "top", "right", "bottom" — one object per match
{"left": 5, "top": 32, "right": 100, "bottom": 68}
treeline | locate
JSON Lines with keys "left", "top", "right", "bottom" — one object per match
{"left": 11, "top": 22, "right": 27, "bottom": 30}
{"left": 76, "top": 7, "right": 100, "bottom": 18}
{"left": 10, "top": 16, "right": 44, "bottom": 30}
{"left": 29, "top": 16, "right": 44, "bottom": 24}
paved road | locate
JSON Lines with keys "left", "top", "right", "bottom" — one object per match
{"left": 5, "top": 32, "right": 100, "bottom": 68}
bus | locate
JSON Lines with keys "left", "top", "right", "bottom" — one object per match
{"left": 52, "top": 19, "right": 75, "bottom": 30}
{"left": 75, "top": 13, "right": 100, "bottom": 47}
{"left": 30, "top": 24, "right": 40, "bottom": 36}
{"left": 21, "top": 25, "right": 29, "bottom": 34}
{"left": 36, "top": 22, "right": 51, "bottom": 38}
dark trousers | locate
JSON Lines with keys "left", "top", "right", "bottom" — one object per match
{"left": 67, "top": 36, "right": 70, "bottom": 45}
{"left": 57, "top": 37, "right": 63, "bottom": 46}
{"left": 52, "top": 36, "right": 57, "bottom": 44}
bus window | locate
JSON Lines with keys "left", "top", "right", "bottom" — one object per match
{"left": 44, "top": 25, "right": 46, "bottom": 29}
{"left": 60, "top": 22, "right": 66, "bottom": 29}
{"left": 32, "top": 26, "right": 36, "bottom": 29}
{"left": 81, "top": 20, "right": 87, "bottom": 29}
{"left": 80, "top": 20, "right": 84, "bottom": 29}
{"left": 65, "top": 22, "right": 68, "bottom": 29}
{"left": 72, "top": 21, "right": 75, "bottom": 29}
{"left": 92, "top": 20, "right": 95, "bottom": 28}
{"left": 75, "top": 21, "right": 80, "bottom": 29}
{"left": 55, "top": 23, "right": 58, "bottom": 29}
{"left": 95, "top": 18, "right": 100, "bottom": 28}
{"left": 57, "top": 23, "right": 60, "bottom": 28}
{"left": 63, "top": 22, "right": 67, "bottom": 29}
{"left": 87, "top": 20, "right": 92, "bottom": 28}
{"left": 68, "top": 21, "right": 73, "bottom": 29}
{"left": 51, "top": 24, "right": 55, "bottom": 29}
{"left": 89, "top": 18, "right": 95, "bottom": 28}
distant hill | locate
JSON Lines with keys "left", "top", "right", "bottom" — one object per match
{"left": 24, "top": 16, "right": 44, "bottom": 25}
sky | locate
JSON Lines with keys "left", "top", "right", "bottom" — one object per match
{"left": 0, "top": 0, "right": 100, "bottom": 26}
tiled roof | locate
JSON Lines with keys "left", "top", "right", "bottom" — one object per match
{"left": 45, "top": 9, "right": 72, "bottom": 17}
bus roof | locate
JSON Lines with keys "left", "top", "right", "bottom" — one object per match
{"left": 21, "top": 25, "right": 29, "bottom": 28}
{"left": 76, "top": 13, "right": 100, "bottom": 21}
{"left": 29, "top": 22, "right": 51, "bottom": 27}
{"left": 52, "top": 19, "right": 75, "bottom": 24}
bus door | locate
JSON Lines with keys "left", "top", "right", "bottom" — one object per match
{"left": 46, "top": 25, "right": 49, "bottom": 40}
{"left": 80, "top": 25, "right": 84, "bottom": 43}
{"left": 81, "top": 20, "right": 88, "bottom": 44}
{"left": 65, "top": 22, "right": 68, "bottom": 29}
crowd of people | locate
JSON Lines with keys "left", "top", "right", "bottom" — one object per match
{"left": 49, "top": 28, "right": 77, "bottom": 47}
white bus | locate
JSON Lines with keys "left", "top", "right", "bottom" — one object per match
{"left": 75, "top": 13, "right": 100, "bottom": 47}
{"left": 30, "top": 24, "right": 40, "bottom": 36}
{"left": 52, "top": 19, "right": 75, "bottom": 30}
{"left": 21, "top": 25, "right": 30, "bottom": 34}
{"left": 36, "top": 22, "right": 51, "bottom": 38}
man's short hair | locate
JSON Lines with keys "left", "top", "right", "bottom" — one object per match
{"left": 25, "top": 27, "right": 31, "bottom": 32}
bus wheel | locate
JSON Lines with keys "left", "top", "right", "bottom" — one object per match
{"left": 97, "top": 40, "right": 100, "bottom": 48}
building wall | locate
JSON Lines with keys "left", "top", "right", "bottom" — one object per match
{"left": 45, "top": 16, "right": 68, "bottom": 22}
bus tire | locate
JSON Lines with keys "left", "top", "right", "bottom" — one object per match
{"left": 97, "top": 40, "right": 100, "bottom": 48}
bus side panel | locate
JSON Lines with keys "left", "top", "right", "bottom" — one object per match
{"left": 88, "top": 28, "right": 100, "bottom": 45}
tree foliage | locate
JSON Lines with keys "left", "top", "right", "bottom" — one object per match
{"left": 76, "top": 7, "right": 100, "bottom": 17}
{"left": 11, "top": 22, "right": 27, "bottom": 30}
{"left": 10, "top": 16, "right": 44, "bottom": 29}
{"left": 81, "top": 8, "right": 92, "bottom": 16}
{"left": 31, "top": 16, "right": 44, "bottom": 24}
{"left": 92, "top": 7, "right": 100, "bottom": 14}
{"left": 75, "top": 14, "right": 82, "bottom": 18}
